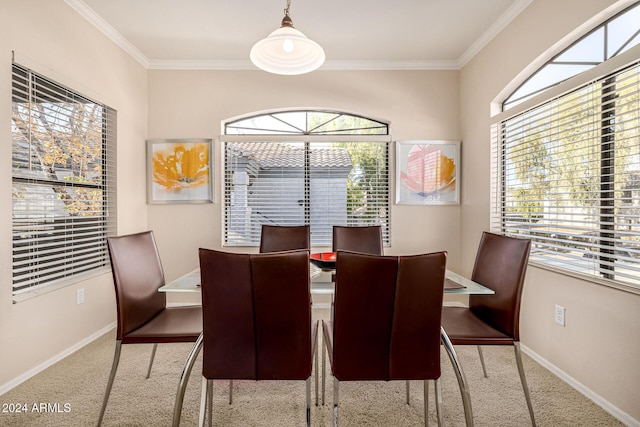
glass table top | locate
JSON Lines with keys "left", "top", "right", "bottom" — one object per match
{"left": 159, "top": 267, "right": 494, "bottom": 295}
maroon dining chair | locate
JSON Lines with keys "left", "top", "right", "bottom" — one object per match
{"left": 332, "top": 225, "right": 383, "bottom": 255}
{"left": 259, "top": 224, "right": 310, "bottom": 253}
{"left": 236, "top": 224, "right": 313, "bottom": 403}
{"left": 198, "top": 248, "right": 318, "bottom": 427}
{"left": 330, "top": 225, "right": 384, "bottom": 283}
{"left": 98, "top": 231, "right": 202, "bottom": 425}
{"left": 322, "top": 250, "right": 447, "bottom": 426}
{"left": 441, "top": 231, "right": 535, "bottom": 425}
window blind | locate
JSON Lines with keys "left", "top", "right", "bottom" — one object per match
{"left": 493, "top": 61, "right": 640, "bottom": 288}
{"left": 223, "top": 140, "right": 390, "bottom": 247}
{"left": 11, "top": 64, "right": 117, "bottom": 298}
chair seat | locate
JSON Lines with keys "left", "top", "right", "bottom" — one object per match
{"left": 123, "top": 305, "right": 202, "bottom": 344}
{"left": 441, "top": 306, "right": 513, "bottom": 345}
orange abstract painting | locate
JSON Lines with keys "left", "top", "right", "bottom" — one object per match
{"left": 147, "top": 139, "right": 213, "bottom": 203}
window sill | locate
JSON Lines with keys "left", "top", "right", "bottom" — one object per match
{"left": 529, "top": 261, "right": 640, "bottom": 296}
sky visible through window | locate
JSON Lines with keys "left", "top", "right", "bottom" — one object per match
{"left": 504, "top": 3, "right": 640, "bottom": 109}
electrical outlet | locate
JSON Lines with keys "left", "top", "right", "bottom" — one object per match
{"left": 76, "top": 288, "right": 85, "bottom": 305}
{"left": 554, "top": 304, "right": 565, "bottom": 326}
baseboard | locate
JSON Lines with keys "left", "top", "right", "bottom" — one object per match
{"left": 0, "top": 322, "right": 116, "bottom": 396}
{"left": 521, "top": 344, "right": 639, "bottom": 427}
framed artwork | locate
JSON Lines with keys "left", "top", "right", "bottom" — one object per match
{"left": 395, "top": 140, "right": 460, "bottom": 205}
{"left": 146, "top": 138, "right": 213, "bottom": 204}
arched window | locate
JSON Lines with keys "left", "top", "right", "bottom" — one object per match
{"left": 222, "top": 109, "right": 391, "bottom": 247}
{"left": 504, "top": 3, "right": 640, "bottom": 110}
{"left": 492, "top": 4, "right": 640, "bottom": 291}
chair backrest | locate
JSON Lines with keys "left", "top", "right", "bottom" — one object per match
{"left": 332, "top": 250, "right": 446, "bottom": 381}
{"left": 199, "top": 248, "right": 312, "bottom": 381}
{"left": 107, "top": 231, "right": 167, "bottom": 340}
{"left": 259, "top": 224, "right": 310, "bottom": 253}
{"left": 469, "top": 232, "right": 531, "bottom": 341}
{"left": 332, "top": 225, "right": 383, "bottom": 255}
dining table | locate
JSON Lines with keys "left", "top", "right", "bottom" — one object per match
{"left": 160, "top": 254, "right": 493, "bottom": 427}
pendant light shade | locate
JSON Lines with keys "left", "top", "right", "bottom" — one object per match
{"left": 250, "top": 1, "right": 325, "bottom": 75}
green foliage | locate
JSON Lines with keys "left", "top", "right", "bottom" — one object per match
{"left": 334, "top": 142, "right": 388, "bottom": 223}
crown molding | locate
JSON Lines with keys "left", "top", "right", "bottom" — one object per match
{"left": 320, "top": 60, "right": 460, "bottom": 71}
{"left": 457, "top": 0, "right": 533, "bottom": 68}
{"left": 147, "top": 59, "right": 461, "bottom": 71}
{"left": 64, "top": 0, "right": 149, "bottom": 68}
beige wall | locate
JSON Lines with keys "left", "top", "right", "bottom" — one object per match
{"left": 146, "top": 69, "right": 462, "bottom": 286}
{"left": 0, "top": 1, "right": 148, "bottom": 388}
{"left": 460, "top": 0, "right": 640, "bottom": 422}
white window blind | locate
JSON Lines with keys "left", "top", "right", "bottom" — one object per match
{"left": 11, "top": 64, "right": 117, "bottom": 298}
{"left": 493, "top": 61, "right": 640, "bottom": 289}
{"left": 222, "top": 110, "right": 390, "bottom": 247}
{"left": 224, "top": 140, "right": 389, "bottom": 246}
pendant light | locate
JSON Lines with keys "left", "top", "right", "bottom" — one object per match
{"left": 250, "top": 0, "right": 325, "bottom": 75}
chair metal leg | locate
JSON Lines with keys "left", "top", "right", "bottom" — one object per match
{"left": 315, "top": 327, "right": 319, "bottom": 406}
{"left": 406, "top": 380, "right": 411, "bottom": 404}
{"left": 514, "top": 342, "right": 536, "bottom": 426}
{"left": 322, "top": 334, "right": 326, "bottom": 405}
{"left": 198, "top": 377, "right": 208, "bottom": 427}
{"left": 306, "top": 377, "right": 311, "bottom": 427}
{"left": 146, "top": 343, "right": 158, "bottom": 379}
{"left": 330, "top": 294, "right": 334, "bottom": 325}
{"left": 434, "top": 379, "right": 443, "bottom": 427}
{"left": 207, "top": 380, "right": 213, "bottom": 427}
{"left": 98, "top": 340, "right": 122, "bottom": 426}
{"left": 333, "top": 378, "right": 339, "bottom": 427}
{"left": 423, "top": 380, "right": 428, "bottom": 427}
{"left": 229, "top": 380, "right": 233, "bottom": 404}
{"left": 172, "top": 332, "right": 204, "bottom": 427}
{"left": 477, "top": 345, "right": 487, "bottom": 378}
{"left": 441, "top": 327, "right": 474, "bottom": 427}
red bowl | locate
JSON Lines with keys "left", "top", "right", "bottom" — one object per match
{"left": 310, "top": 252, "right": 336, "bottom": 270}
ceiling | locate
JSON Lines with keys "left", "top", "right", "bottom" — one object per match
{"left": 67, "top": 0, "right": 532, "bottom": 70}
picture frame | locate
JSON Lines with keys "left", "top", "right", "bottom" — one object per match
{"left": 395, "top": 140, "right": 460, "bottom": 205}
{"left": 146, "top": 138, "right": 213, "bottom": 204}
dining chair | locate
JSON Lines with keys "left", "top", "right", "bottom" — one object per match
{"left": 259, "top": 224, "right": 310, "bottom": 253}
{"left": 234, "top": 224, "right": 313, "bottom": 404}
{"left": 330, "top": 224, "right": 384, "bottom": 284}
{"left": 332, "top": 225, "right": 383, "bottom": 255}
{"left": 322, "top": 250, "right": 447, "bottom": 426}
{"left": 198, "top": 248, "right": 318, "bottom": 427}
{"left": 441, "top": 231, "right": 536, "bottom": 425}
{"left": 98, "top": 231, "right": 202, "bottom": 426}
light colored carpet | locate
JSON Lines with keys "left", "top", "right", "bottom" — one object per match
{"left": 0, "top": 309, "right": 622, "bottom": 426}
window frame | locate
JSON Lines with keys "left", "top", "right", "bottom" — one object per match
{"left": 491, "top": 44, "right": 640, "bottom": 294}
{"left": 221, "top": 109, "right": 391, "bottom": 248}
{"left": 11, "top": 63, "right": 117, "bottom": 302}
{"left": 503, "top": 2, "right": 640, "bottom": 110}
